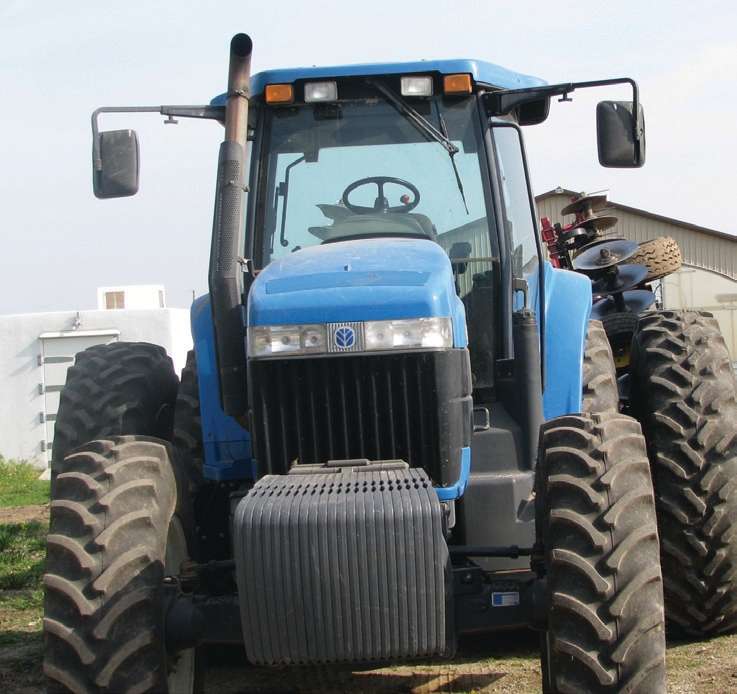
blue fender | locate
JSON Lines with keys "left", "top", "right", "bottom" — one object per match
{"left": 190, "top": 295, "right": 254, "bottom": 481}
{"left": 539, "top": 263, "right": 592, "bottom": 420}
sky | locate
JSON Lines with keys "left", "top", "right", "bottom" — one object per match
{"left": 1, "top": 0, "right": 735, "bottom": 315}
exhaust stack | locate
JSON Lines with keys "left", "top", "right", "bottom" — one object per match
{"left": 208, "top": 34, "right": 253, "bottom": 416}
{"left": 224, "top": 33, "right": 253, "bottom": 145}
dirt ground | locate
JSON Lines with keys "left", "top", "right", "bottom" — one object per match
{"left": 0, "top": 504, "right": 49, "bottom": 524}
{"left": 3, "top": 505, "right": 737, "bottom": 693}
{"left": 3, "top": 628, "right": 737, "bottom": 693}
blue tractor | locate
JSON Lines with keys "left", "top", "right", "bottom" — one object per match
{"left": 42, "top": 34, "right": 685, "bottom": 693}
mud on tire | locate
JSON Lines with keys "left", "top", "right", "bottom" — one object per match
{"left": 630, "top": 310, "right": 737, "bottom": 636}
{"left": 537, "top": 412, "right": 666, "bottom": 693}
{"left": 43, "top": 437, "right": 180, "bottom": 693}
{"left": 582, "top": 320, "right": 619, "bottom": 414}
{"left": 172, "top": 351, "right": 204, "bottom": 502}
{"left": 52, "top": 342, "right": 179, "bottom": 475}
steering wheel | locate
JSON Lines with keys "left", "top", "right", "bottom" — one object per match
{"left": 342, "top": 176, "right": 420, "bottom": 214}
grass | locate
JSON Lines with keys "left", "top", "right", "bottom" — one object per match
{"left": 0, "top": 520, "right": 47, "bottom": 647}
{"left": 0, "top": 522, "right": 47, "bottom": 590}
{"left": 0, "top": 455, "right": 50, "bottom": 507}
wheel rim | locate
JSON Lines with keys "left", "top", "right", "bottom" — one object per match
{"left": 165, "top": 515, "right": 196, "bottom": 693}
{"left": 612, "top": 339, "right": 632, "bottom": 369}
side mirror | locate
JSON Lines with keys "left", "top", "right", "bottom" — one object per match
{"left": 596, "top": 101, "right": 645, "bottom": 168}
{"left": 93, "top": 129, "right": 140, "bottom": 199}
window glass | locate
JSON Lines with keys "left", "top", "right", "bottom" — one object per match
{"left": 255, "top": 96, "right": 492, "bottom": 270}
{"left": 492, "top": 126, "right": 539, "bottom": 281}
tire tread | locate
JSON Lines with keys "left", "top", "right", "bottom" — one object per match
{"left": 44, "top": 437, "right": 176, "bottom": 694}
{"left": 630, "top": 309, "right": 737, "bottom": 635}
{"left": 538, "top": 413, "right": 666, "bottom": 693}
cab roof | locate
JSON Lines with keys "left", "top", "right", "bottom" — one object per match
{"left": 214, "top": 59, "right": 546, "bottom": 103}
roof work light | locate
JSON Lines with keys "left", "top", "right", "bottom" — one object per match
{"left": 304, "top": 81, "right": 338, "bottom": 102}
{"left": 401, "top": 76, "right": 433, "bottom": 97}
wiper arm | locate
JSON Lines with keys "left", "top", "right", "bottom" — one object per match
{"left": 367, "top": 78, "right": 469, "bottom": 214}
{"left": 438, "top": 112, "right": 469, "bottom": 214}
{"left": 367, "top": 79, "right": 459, "bottom": 155}
{"left": 272, "top": 155, "right": 305, "bottom": 253}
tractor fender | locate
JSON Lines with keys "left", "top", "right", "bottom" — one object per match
{"left": 539, "top": 263, "right": 592, "bottom": 420}
{"left": 190, "top": 295, "right": 253, "bottom": 480}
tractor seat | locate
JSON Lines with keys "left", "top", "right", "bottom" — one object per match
{"left": 309, "top": 212, "right": 437, "bottom": 242}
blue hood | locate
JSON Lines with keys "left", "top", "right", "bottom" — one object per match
{"left": 248, "top": 238, "right": 467, "bottom": 348}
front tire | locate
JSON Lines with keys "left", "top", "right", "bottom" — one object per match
{"left": 537, "top": 413, "right": 666, "bottom": 693}
{"left": 43, "top": 437, "right": 194, "bottom": 693}
{"left": 630, "top": 310, "right": 737, "bottom": 636}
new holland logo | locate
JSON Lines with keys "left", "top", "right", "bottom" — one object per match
{"left": 334, "top": 326, "right": 356, "bottom": 349}
{"left": 328, "top": 322, "right": 363, "bottom": 352}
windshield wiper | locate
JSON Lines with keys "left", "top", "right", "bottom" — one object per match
{"left": 367, "top": 78, "right": 457, "bottom": 154}
{"left": 438, "top": 111, "right": 469, "bottom": 214}
{"left": 273, "top": 155, "right": 305, "bottom": 252}
{"left": 367, "top": 78, "right": 468, "bottom": 213}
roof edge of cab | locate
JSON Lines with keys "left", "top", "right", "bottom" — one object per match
{"left": 210, "top": 58, "right": 546, "bottom": 104}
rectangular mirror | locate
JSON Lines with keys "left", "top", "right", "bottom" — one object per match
{"left": 93, "top": 129, "right": 140, "bottom": 199}
{"left": 597, "top": 101, "right": 645, "bottom": 168}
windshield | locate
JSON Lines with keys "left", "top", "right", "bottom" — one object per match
{"left": 253, "top": 93, "right": 496, "bottom": 270}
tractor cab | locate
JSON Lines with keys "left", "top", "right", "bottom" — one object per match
{"left": 242, "top": 61, "right": 548, "bottom": 404}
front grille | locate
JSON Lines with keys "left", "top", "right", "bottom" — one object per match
{"left": 250, "top": 352, "right": 447, "bottom": 477}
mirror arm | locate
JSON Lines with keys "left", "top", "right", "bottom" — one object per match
{"left": 566, "top": 77, "right": 641, "bottom": 144}
{"left": 91, "top": 104, "right": 227, "bottom": 170}
{"left": 486, "top": 77, "right": 641, "bottom": 142}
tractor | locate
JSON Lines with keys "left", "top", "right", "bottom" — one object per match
{"left": 43, "top": 33, "right": 737, "bottom": 694}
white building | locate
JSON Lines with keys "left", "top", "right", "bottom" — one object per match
{"left": 0, "top": 286, "right": 192, "bottom": 468}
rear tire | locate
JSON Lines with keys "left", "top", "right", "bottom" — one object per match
{"left": 43, "top": 436, "right": 197, "bottom": 693}
{"left": 52, "top": 342, "right": 178, "bottom": 475}
{"left": 537, "top": 412, "right": 666, "bottom": 693}
{"left": 582, "top": 320, "right": 619, "bottom": 413}
{"left": 630, "top": 310, "right": 737, "bottom": 635}
{"left": 172, "top": 351, "right": 204, "bottom": 503}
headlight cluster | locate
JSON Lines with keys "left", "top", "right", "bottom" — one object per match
{"left": 364, "top": 318, "right": 452, "bottom": 351}
{"left": 248, "top": 317, "right": 452, "bottom": 358}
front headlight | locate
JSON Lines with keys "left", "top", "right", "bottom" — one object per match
{"left": 248, "top": 317, "right": 452, "bottom": 358}
{"left": 364, "top": 317, "right": 453, "bottom": 350}
{"left": 248, "top": 324, "right": 327, "bottom": 358}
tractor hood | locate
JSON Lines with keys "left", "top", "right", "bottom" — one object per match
{"left": 247, "top": 238, "right": 467, "bottom": 348}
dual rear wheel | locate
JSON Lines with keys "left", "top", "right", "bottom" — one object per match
{"left": 629, "top": 310, "right": 737, "bottom": 636}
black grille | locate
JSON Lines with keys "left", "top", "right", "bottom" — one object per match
{"left": 250, "top": 352, "right": 446, "bottom": 477}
